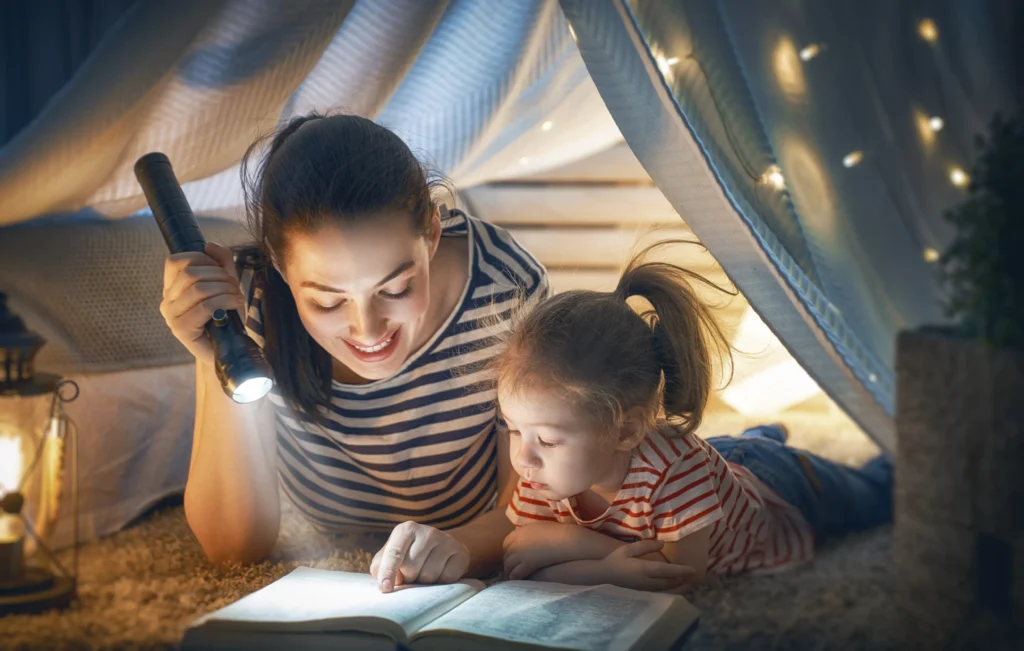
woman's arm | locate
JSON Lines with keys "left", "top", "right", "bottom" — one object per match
{"left": 445, "top": 429, "right": 517, "bottom": 577}
{"left": 184, "top": 360, "right": 281, "bottom": 565}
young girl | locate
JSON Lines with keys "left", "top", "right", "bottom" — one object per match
{"left": 498, "top": 249, "right": 893, "bottom": 590}
{"left": 159, "top": 113, "right": 547, "bottom": 590}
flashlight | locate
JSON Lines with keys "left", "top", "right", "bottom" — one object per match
{"left": 134, "top": 152, "right": 273, "bottom": 404}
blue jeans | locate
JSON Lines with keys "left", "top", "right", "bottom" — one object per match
{"left": 706, "top": 425, "right": 893, "bottom": 543}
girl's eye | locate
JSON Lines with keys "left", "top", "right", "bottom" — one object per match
{"left": 538, "top": 438, "right": 557, "bottom": 448}
{"left": 380, "top": 284, "right": 412, "bottom": 299}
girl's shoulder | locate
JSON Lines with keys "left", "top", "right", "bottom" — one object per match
{"left": 445, "top": 207, "right": 549, "bottom": 300}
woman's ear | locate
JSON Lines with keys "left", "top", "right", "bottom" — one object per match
{"left": 616, "top": 407, "right": 649, "bottom": 451}
{"left": 427, "top": 204, "right": 443, "bottom": 258}
{"left": 270, "top": 250, "right": 289, "bottom": 285}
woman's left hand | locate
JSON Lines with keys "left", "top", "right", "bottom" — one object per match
{"left": 370, "top": 521, "right": 470, "bottom": 593}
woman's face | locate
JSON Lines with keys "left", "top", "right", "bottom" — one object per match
{"left": 279, "top": 210, "right": 440, "bottom": 383}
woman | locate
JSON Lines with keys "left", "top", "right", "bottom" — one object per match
{"left": 160, "top": 113, "right": 551, "bottom": 591}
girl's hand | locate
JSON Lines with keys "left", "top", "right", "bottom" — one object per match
{"left": 599, "top": 540, "right": 697, "bottom": 592}
{"left": 370, "top": 521, "right": 470, "bottom": 592}
{"left": 502, "top": 523, "right": 608, "bottom": 580}
{"left": 160, "top": 242, "right": 245, "bottom": 366}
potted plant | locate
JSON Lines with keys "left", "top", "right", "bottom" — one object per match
{"left": 894, "top": 114, "right": 1024, "bottom": 645}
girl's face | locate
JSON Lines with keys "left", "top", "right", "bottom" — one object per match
{"left": 499, "top": 385, "right": 631, "bottom": 501}
{"left": 279, "top": 210, "right": 440, "bottom": 383}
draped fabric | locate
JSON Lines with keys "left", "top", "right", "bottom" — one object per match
{"left": 560, "top": 0, "right": 1021, "bottom": 451}
{"left": 0, "top": 0, "right": 622, "bottom": 225}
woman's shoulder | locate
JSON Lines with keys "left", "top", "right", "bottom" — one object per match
{"left": 449, "top": 208, "right": 549, "bottom": 299}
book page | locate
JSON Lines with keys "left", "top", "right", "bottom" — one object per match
{"left": 194, "top": 568, "right": 482, "bottom": 638}
{"left": 414, "top": 581, "right": 678, "bottom": 651}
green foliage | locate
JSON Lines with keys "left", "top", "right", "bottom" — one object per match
{"left": 939, "top": 114, "right": 1024, "bottom": 349}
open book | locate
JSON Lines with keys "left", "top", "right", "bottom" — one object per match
{"left": 181, "top": 567, "right": 699, "bottom": 651}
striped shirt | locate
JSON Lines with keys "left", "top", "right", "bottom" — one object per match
{"left": 240, "top": 209, "right": 548, "bottom": 532}
{"left": 507, "top": 424, "right": 815, "bottom": 575}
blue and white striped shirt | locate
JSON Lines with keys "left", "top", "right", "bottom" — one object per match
{"left": 240, "top": 210, "right": 548, "bottom": 532}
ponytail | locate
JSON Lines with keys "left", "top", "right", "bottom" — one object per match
{"left": 614, "top": 244, "right": 733, "bottom": 436}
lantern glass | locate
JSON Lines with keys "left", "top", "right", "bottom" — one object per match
{"left": 0, "top": 392, "right": 61, "bottom": 554}
{"left": 0, "top": 381, "right": 77, "bottom": 614}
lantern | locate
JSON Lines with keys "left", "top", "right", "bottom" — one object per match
{"left": 0, "top": 292, "right": 79, "bottom": 614}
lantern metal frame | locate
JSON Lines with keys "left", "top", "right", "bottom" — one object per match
{"left": 0, "top": 292, "right": 80, "bottom": 615}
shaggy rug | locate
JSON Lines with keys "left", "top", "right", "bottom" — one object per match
{"left": 0, "top": 415, "right": 1014, "bottom": 650}
{"left": 1, "top": 494, "right": 902, "bottom": 651}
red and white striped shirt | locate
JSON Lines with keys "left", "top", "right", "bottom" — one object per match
{"left": 506, "top": 424, "right": 815, "bottom": 575}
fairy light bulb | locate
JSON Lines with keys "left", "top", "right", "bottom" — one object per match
{"left": 923, "top": 248, "right": 940, "bottom": 263}
{"left": 928, "top": 116, "right": 944, "bottom": 132}
{"left": 917, "top": 19, "right": 938, "bottom": 43}
{"left": 761, "top": 165, "right": 786, "bottom": 190}
{"left": 656, "top": 55, "right": 679, "bottom": 75}
{"left": 541, "top": 121, "right": 553, "bottom": 132}
{"left": 799, "top": 44, "right": 822, "bottom": 61}
{"left": 949, "top": 167, "right": 969, "bottom": 187}
{"left": 843, "top": 151, "right": 864, "bottom": 168}
{"left": 519, "top": 156, "right": 530, "bottom": 166}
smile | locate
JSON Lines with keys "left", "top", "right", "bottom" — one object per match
{"left": 343, "top": 329, "right": 401, "bottom": 363}
{"left": 349, "top": 333, "right": 394, "bottom": 353}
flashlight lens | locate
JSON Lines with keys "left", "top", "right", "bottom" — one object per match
{"left": 232, "top": 377, "right": 273, "bottom": 403}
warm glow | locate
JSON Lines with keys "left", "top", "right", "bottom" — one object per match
{"left": 761, "top": 165, "right": 786, "bottom": 190}
{"left": 0, "top": 431, "right": 22, "bottom": 495}
{"left": 843, "top": 151, "right": 864, "bottom": 168}
{"left": 923, "top": 248, "right": 940, "bottom": 263}
{"left": 720, "top": 307, "right": 823, "bottom": 415}
{"left": 950, "top": 167, "right": 969, "bottom": 187}
{"left": 773, "top": 37, "right": 807, "bottom": 102}
{"left": 928, "top": 116, "right": 944, "bottom": 132}
{"left": 917, "top": 18, "right": 939, "bottom": 43}
{"left": 799, "top": 43, "right": 822, "bottom": 61}
{"left": 913, "top": 108, "right": 937, "bottom": 148}
{"left": 541, "top": 121, "right": 553, "bottom": 132}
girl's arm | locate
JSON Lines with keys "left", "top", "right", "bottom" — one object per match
{"left": 530, "top": 539, "right": 698, "bottom": 591}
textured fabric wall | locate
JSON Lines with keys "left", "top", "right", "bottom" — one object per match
{"left": 0, "top": 0, "right": 621, "bottom": 225}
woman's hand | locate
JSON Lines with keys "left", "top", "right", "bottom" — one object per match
{"left": 598, "top": 540, "right": 696, "bottom": 592}
{"left": 160, "top": 242, "right": 246, "bottom": 366}
{"left": 370, "top": 521, "right": 470, "bottom": 593}
{"left": 503, "top": 523, "right": 612, "bottom": 580}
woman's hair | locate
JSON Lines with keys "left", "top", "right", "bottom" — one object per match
{"left": 495, "top": 242, "right": 734, "bottom": 438}
{"left": 235, "top": 112, "right": 446, "bottom": 420}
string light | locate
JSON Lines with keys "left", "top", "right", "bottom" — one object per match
{"left": 843, "top": 151, "right": 864, "bottom": 168}
{"left": 917, "top": 18, "right": 938, "bottom": 43}
{"left": 541, "top": 121, "right": 553, "bottom": 132}
{"left": 949, "top": 167, "right": 969, "bottom": 187}
{"left": 656, "top": 55, "right": 679, "bottom": 75}
{"left": 928, "top": 116, "right": 944, "bottom": 132}
{"left": 923, "top": 248, "right": 940, "bottom": 263}
{"left": 519, "top": 156, "right": 530, "bottom": 166}
{"left": 798, "top": 44, "right": 822, "bottom": 62}
{"left": 761, "top": 165, "right": 786, "bottom": 190}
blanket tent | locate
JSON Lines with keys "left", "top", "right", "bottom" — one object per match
{"left": 0, "top": 0, "right": 1019, "bottom": 546}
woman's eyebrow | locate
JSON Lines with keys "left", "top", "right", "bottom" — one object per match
{"left": 299, "top": 260, "right": 415, "bottom": 293}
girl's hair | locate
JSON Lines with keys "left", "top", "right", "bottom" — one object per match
{"left": 235, "top": 112, "right": 446, "bottom": 420}
{"left": 496, "top": 242, "right": 733, "bottom": 438}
